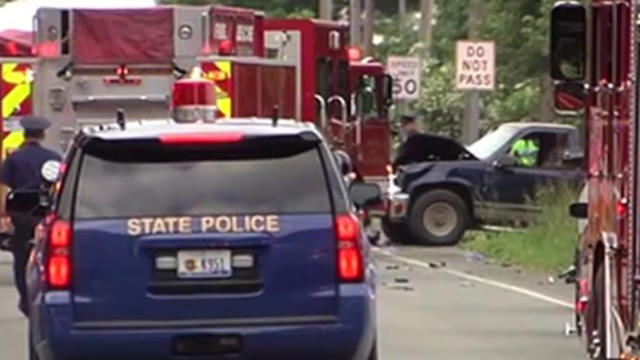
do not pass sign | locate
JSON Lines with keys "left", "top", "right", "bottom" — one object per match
{"left": 456, "top": 41, "right": 496, "bottom": 91}
{"left": 387, "top": 56, "right": 421, "bottom": 100}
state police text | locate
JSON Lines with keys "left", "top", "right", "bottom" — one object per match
{"left": 127, "top": 215, "right": 280, "bottom": 235}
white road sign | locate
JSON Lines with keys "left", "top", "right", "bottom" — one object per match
{"left": 456, "top": 41, "right": 496, "bottom": 91}
{"left": 387, "top": 56, "right": 421, "bottom": 100}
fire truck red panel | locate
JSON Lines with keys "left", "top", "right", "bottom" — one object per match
{"left": 72, "top": 9, "right": 174, "bottom": 64}
{"left": 233, "top": 64, "right": 295, "bottom": 118}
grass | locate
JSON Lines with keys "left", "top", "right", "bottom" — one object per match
{"left": 461, "top": 186, "right": 579, "bottom": 273}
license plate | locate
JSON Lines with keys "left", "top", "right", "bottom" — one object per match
{"left": 177, "top": 250, "right": 232, "bottom": 279}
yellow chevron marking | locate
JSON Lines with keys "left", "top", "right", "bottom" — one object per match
{"left": 2, "top": 63, "right": 32, "bottom": 118}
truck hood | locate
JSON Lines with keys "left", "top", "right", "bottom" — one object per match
{"left": 400, "top": 133, "right": 478, "bottom": 163}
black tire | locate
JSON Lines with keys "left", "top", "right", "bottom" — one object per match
{"left": 367, "top": 341, "right": 378, "bottom": 360}
{"left": 408, "top": 190, "right": 470, "bottom": 246}
{"left": 29, "top": 325, "right": 39, "bottom": 360}
{"left": 587, "top": 265, "right": 606, "bottom": 360}
{"left": 381, "top": 217, "right": 412, "bottom": 244}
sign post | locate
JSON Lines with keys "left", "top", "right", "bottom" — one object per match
{"left": 456, "top": 40, "right": 495, "bottom": 144}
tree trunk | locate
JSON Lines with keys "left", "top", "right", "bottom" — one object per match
{"left": 350, "top": 0, "right": 362, "bottom": 47}
{"left": 419, "top": 0, "right": 435, "bottom": 60}
{"left": 538, "top": 73, "right": 555, "bottom": 122}
{"left": 319, "top": 0, "right": 333, "bottom": 20}
{"left": 363, "top": 0, "right": 374, "bottom": 56}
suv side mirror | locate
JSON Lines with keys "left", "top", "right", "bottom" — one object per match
{"left": 550, "top": 2, "right": 586, "bottom": 82}
{"left": 349, "top": 182, "right": 382, "bottom": 209}
{"left": 569, "top": 202, "right": 588, "bottom": 219}
{"left": 493, "top": 154, "right": 518, "bottom": 168}
{"left": 41, "top": 160, "right": 61, "bottom": 184}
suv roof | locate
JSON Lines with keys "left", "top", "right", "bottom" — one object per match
{"left": 80, "top": 118, "right": 321, "bottom": 141}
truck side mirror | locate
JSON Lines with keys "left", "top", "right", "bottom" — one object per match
{"left": 493, "top": 154, "right": 518, "bottom": 169}
{"left": 382, "top": 74, "right": 394, "bottom": 107}
{"left": 550, "top": 2, "right": 586, "bottom": 82}
{"left": 569, "top": 202, "right": 588, "bottom": 219}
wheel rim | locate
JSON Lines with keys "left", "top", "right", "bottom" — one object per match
{"left": 422, "top": 202, "right": 458, "bottom": 237}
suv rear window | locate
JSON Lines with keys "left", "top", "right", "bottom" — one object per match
{"left": 72, "top": 138, "right": 337, "bottom": 218}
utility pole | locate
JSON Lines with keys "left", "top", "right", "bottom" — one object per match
{"left": 363, "top": 0, "right": 374, "bottom": 56}
{"left": 350, "top": 0, "right": 362, "bottom": 47}
{"left": 462, "top": 0, "right": 483, "bottom": 144}
{"left": 399, "top": 0, "right": 407, "bottom": 16}
{"left": 318, "top": 0, "right": 333, "bottom": 20}
{"left": 419, "top": 0, "right": 435, "bottom": 60}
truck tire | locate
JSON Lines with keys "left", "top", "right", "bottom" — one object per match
{"left": 588, "top": 265, "right": 606, "bottom": 360}
{"left": 367, "top": 340, "right": 378, "bottom": 360}
{"left": 381, "top": 218, "right": 412, "bottom": 244}
{"left": 408, "top": 190, "right": 470, "bottom": 246}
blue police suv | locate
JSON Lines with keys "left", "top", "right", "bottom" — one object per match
{"left": 15, "top": 119, "right": 379, "bottom": 360}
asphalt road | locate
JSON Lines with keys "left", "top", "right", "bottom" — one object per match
{"left": 0, "top": 247, "right": 585, "bottom": 360}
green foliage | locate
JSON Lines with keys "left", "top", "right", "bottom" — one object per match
{"left": 462, "top": 185, "right": 580, "bottom": 272}
{"left": 376, "top": 0, "right": 566, "bottom": 137}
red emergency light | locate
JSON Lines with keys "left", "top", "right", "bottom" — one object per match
{"left": 347, "top": 46, "right": 364, "bottom": 62}
{"left": 172, "top": 76, "right": 217, "bottom": 123}
{"left": 103, "top": 64, "right": 142, "bottom": 85}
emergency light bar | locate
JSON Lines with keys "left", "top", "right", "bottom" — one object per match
{"left": 171, "top": 74, "right": 217, "bottom": 123}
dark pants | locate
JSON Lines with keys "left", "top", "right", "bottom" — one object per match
{"left": 10, "top": 215, "right": 38, "bottom": 316}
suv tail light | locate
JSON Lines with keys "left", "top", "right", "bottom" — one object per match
{"left": 48, "top": 220, "right": 72, "bottom": 289}
{"left": 336, "top": 214, "right": 364, "bottom": 282}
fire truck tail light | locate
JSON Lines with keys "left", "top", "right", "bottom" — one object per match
{"left": 347, "top": 47, "right": 363, "bottom": 62}
{"left": 47, "top": 220, "right": 72, "bottom": 289}
{"left": 336, "top": 214, "right": 364, "bottom": 282}
{"left": 159, "top": 132, "right": 245, "bottom": 145}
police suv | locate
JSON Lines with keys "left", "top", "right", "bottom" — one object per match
{"left": 11, "top": 118, "right": 380, "bottom": 360}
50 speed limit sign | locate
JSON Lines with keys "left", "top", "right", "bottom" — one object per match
{"left": 387, "top": 56, "right": 421, "bottom": 100}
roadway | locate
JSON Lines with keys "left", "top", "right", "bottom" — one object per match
{"left": 0, "top": 246, "right": 585, "bottom": 359}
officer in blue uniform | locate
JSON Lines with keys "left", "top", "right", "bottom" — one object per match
{"left": 0, "top": 116, "right": 61, "bottom": 315}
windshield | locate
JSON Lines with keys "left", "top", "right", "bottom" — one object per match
{"left": 73, "top": 140, "right": 337, "bottom": 218}
{"left": 467, "top": 126, "right": 519, "bottom": 160}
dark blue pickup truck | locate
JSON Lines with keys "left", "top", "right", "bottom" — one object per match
{"left": 384, "top": 122, "right": 584, "bottom": 245}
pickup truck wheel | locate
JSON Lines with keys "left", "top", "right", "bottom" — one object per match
{"left": 409, "top": 190, "right": 469, "bottom": 246}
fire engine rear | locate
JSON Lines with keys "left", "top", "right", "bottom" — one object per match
{"left": 18, "top": 5, "right": 392, "bottom": 183}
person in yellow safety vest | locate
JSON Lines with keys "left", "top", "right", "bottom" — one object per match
{"left": 510, "top": 137, "right": 540, "bottom": 167}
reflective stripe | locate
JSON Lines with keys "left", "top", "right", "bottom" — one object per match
{"left": 203, "top": 61, "right": 232, "bottom": 118}
{"left": 2, "top": 130, "right": 24, "bottom": 159}
{"left": 2, "top": 63, "right": 33, "bottom": 118}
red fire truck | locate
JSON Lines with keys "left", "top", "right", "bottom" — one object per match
{"left": 10, "top": 5, "right": 391, "bottom": 185}
{"left": 551, "top": 1, "right": 640, "bottom": 359}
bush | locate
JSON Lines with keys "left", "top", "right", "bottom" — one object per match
{"left": 462, "top": 186, "right": 580, "bottom": 272}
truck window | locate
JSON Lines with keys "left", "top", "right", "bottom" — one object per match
{"left": 73, "top": 140, "right": 338, "bottom": 218}
{"left": 353, "top": 75, "right": 378, "bottom": 120}
{"left": 508, "top": 132, "right": 575, "bottom": 170}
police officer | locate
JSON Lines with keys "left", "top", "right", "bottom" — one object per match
{"left": 0, "top": 116, "right": 61, "bottom": 315}
{"left": 392, "top": 115, "right": 423, "bottom": 169}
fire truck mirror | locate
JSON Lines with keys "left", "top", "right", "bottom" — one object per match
{"left": 550, "top": 2, "right": 586, "bottom": 82}
{"left": 568, "top": 202, "right": 588, "bottom": 220}
{"left": 382, "top": 75, "right": 393, "bottom": 107}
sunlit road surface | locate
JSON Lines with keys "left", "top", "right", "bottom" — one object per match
{"left": 0, "top": 247, "right": 584, "bottom": 360}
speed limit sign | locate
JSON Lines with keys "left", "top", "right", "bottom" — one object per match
{"left": 387, "top": 56, "right": 421, "bottom": 100}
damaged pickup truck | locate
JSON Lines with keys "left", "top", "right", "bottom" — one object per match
{"left": 384, "top": 122, "right": 584, "bottom": 246}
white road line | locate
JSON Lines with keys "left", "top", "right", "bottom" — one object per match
{"left": 376, "top": 249, "right": 574, "bottom": 309}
